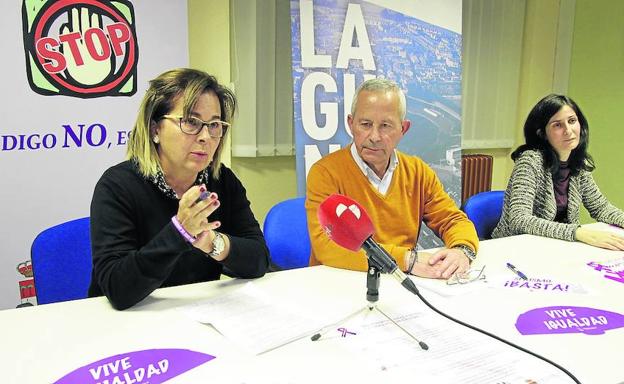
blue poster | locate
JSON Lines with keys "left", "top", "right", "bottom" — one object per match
{"left": 291, "top": 0, "right": 461, "bottom": 247}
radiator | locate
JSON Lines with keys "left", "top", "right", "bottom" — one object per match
{"left": 461, "top": 154, "right": 493, "bottom": 203}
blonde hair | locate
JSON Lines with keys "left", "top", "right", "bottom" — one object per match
{"left": 127, "top": 68, "right": 237, "bottom": 179}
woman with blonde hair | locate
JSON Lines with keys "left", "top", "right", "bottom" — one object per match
{"left": 89, "top": 68, "right": 269, "bottom": 310}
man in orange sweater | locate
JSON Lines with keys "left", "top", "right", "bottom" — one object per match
{"left": 306, "top": 78, "right": 478, "bottom": 279}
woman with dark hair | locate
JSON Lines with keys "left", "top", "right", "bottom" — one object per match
{"left": 492, "top": 94, "right": 624, "bottom": 249}
{"left": 88, "top": 68, "right": 269, "bottom": 310}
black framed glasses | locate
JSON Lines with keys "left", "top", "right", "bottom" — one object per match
{"left": 162, "top": 114, "right": 230, "bottom": 138}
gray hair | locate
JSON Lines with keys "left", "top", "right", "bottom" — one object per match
{"left": 350, "top": 78, "right": 407, "bottom": 119}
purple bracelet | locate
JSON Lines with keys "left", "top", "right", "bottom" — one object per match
{"left": 171, "top": 216, "right": 196, "bottom": 243}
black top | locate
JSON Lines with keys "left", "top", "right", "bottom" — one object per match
{"left": 88, "top": 160, "right": 269, "bottom": 310}
{"left": 553, "top": 161, "right": 571, "bottom": 222}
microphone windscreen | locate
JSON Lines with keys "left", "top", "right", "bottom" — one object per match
{"left": 317, "top": 194, "right": 374, "bottom": 251}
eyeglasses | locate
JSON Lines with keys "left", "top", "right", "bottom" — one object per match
{"left": 446, "top": 265, "right": 486, "bottom": 285}
{"left": 162, "top": 114, "right": 230, "bottom": 138}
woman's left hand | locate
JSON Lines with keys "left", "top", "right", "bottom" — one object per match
{"left": 176, "top": 185, "right": 221, "bottom": 237}
{"left": 575, "top": 227, "right": 624, "bottom": 250}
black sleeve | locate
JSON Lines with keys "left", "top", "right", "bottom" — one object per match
{"left": 216, "top": 168, "right": 270, "bottom": 278}
{"left": 89, "top": 169, "right": 192, "bottom": 310}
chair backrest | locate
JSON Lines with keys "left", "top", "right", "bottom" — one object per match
{"left": 461, "top": 190, "right": 505, "bottom": 240}
{"left": 263, "top": 197, "right": 310, "bottom": 270}
{"left": 31, "top": 217, "right": 92, "bottom": 304}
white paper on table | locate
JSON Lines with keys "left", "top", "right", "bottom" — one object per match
{"left": 601, "top": 224, "right": 624, "bottom": 236}
{"left": 335, "top": 307, "right": 575, "bottom": 384}
{"left": 597, "top": 255, "right": 624, "bottom": 269}
{"left": 587, "top": 255, "right": 624, "bottom": 285}
{"left": 487, "top": 274, "right": 590, "bottom": 295}
{"left": 178, "top": 282, "right": 337, "bottom": 355}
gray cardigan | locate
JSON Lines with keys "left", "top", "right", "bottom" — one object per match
{"left": 492, "top": 150, "right": 624, "bottom": 241}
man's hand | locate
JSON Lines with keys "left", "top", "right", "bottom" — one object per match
{"left": 408, "top": 251, "right": 444, "bottom": 278}
{"left": 427, "top": 248, "right": 471, "bottom": 279}
{"left": 407, "top": 251, "right": 467, "bottom": 279}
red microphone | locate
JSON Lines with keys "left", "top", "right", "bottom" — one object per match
{"left": 317, "top": 194, "right": 374, "bottom": 252}
{"left": 318, "top": 194, "right": 418, "bottom": 293}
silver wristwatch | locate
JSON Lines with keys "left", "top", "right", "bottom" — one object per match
{"left": 453, "top": 244, "right": 476, "bottom": 262}
{"left": 207, "top": 232, "right": 225, "bottom": 259}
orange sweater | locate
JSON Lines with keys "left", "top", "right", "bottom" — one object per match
{"left": 305, "top": 146, "right": 478, "bottom": 272}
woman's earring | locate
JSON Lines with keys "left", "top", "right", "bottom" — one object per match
{"left": 153, "top": 135, "right": 160, "bottom": 144}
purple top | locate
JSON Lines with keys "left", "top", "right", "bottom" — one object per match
{"left": 553, "top": 161, "right": 571, "bottom": 222}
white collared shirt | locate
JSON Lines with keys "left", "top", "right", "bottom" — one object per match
{"left": 350, "top": 143, "right": 398, "bottom": 195}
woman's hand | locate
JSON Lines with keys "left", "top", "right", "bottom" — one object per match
{"left": 194, "top": 229, "right": 231, "bottom": 260}
{"left": 176, "top": 184, "right": 221, "bottom": 239}
{"left": 575, "top": 227, "right": 624, "bottom": 250}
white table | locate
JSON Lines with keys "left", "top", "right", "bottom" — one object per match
{"left": 1, "top": 227, "right": 623, "bottom": 384}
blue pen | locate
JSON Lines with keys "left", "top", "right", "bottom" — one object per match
{"left": 195, "top": 185, "right": 210, "bottom": 203}
{"left": 506, "top": 262, "right": 528, "bottom": 280}
{"left": 198, "top": 190, "right": 210, "bottom": 201}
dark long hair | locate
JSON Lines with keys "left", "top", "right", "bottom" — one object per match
{"left": 511, "top": 94, "right": 594, "bottom": 176}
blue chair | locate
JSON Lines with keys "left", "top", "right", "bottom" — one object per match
{"left": 31, "top": 217, "right": 92, "bottom": 304}
{"left": 462, "top": 191, "right": 505, "bottom": 240}
{"left": 263, "top": 197, "right": 310, "bottom": 270}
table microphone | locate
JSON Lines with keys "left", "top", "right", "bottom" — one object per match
{"left": 317, "top": 194, "right": 419, "bottom": 295}
{"left": 317, "top": 193, "right": 582, "bottom": 384}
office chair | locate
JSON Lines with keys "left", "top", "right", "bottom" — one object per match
{"left": 263, "top": 197, "right": 311, "bottom": 270}
{"left": 462, "top": 190, "right": 505, "bottom": 240}
{"left": 31, "top": 217, "right": 92, "bottom": 304}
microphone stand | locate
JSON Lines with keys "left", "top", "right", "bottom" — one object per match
{"left": 311, "top": 261, "right": 429, "bottom": 351}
